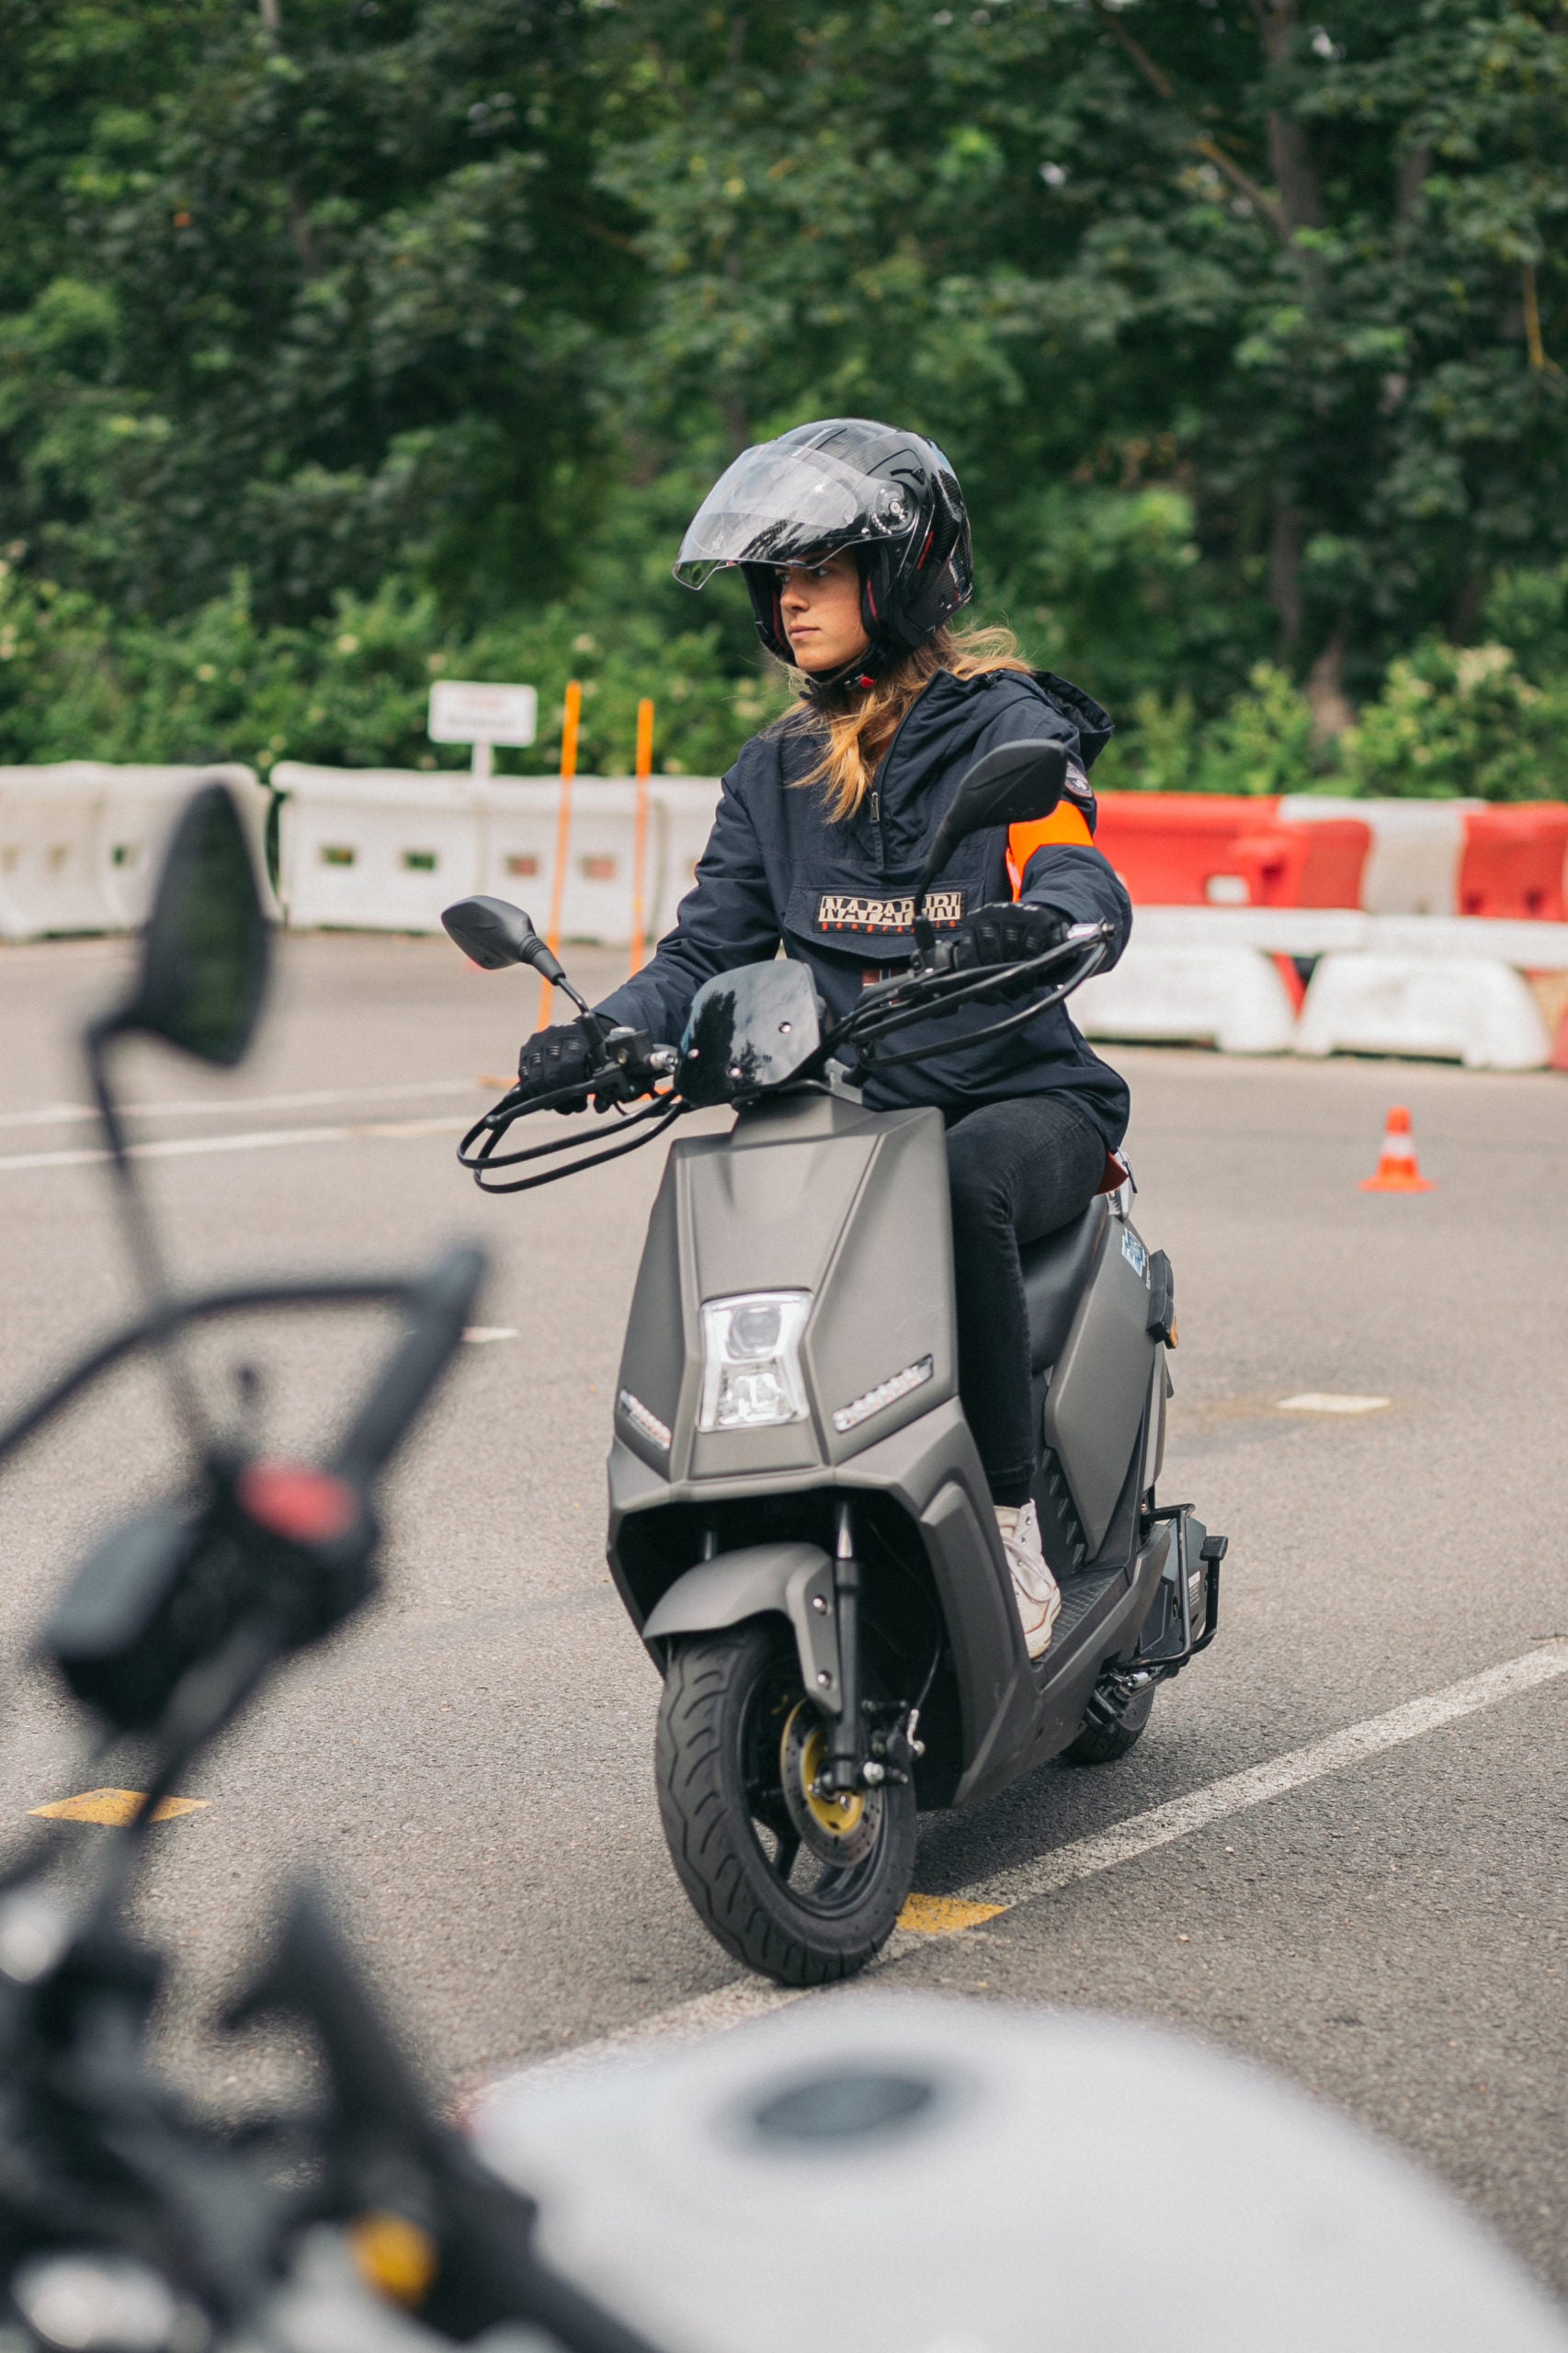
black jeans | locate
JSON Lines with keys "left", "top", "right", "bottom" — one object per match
{"left": 946, "top": 1093, "right": 1108, "bottom": 1507}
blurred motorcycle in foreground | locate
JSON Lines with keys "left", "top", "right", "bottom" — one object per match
{"left": 0, "top": 785, "right": 662, "bottom": 2353}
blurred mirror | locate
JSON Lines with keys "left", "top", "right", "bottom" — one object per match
{"left": 116, "top": 783, "right": 270, "bottom": 1067}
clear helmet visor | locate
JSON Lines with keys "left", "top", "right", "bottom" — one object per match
{"left": 674, "top": 440, "right": 919, "bottom": 586}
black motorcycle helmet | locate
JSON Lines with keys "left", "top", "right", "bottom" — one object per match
{"left": 673, "top": 417, "right": 974, "bottom": 688}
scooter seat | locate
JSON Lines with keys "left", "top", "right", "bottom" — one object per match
{"left": 1020, "top": 1198, "right": 1108, "bottom": 1374}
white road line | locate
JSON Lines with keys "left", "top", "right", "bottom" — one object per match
{"left": 479, "top": 1979, "right": 806, "bottom": 2099}
{"left": 0, "top": 1079, "right": 480, "bottom": 1133}
{"left": 962, "top": 1638, "right": 1568, "bottom": 1908}
{"left": 479, "top": 1639, "right": 1568, "bottom": 2092}
{"left": 0, "top": 1104, "right": 97, "bottom": 1131}
{"left": 0, "top": 1116, "right": 468, "bottom": 1174}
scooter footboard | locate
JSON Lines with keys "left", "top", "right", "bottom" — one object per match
{"left": 640, "top": 1543, "right": 844, "bottom": 1716}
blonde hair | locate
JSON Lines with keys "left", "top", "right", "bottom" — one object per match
{"left": 787, "top": 624, "right": 1033, "bottom": 822}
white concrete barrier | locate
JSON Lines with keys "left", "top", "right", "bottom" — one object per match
{"left": 1362, "top": 914, "right": 1568, "bottom": 972}
{"left": 481, "top": 777, "right": 721, "bottom": 947}
{"left": 651, "top": 779, "right": 723, "bottom": 938}
{"left": 97, "top": 764, "right": 276, "bottom": 926}
{"left": 274, "top": 765, "right": 483, "bottom": 931}
{"left": 480, "top": 780, "right": 652, "bottom": 949}
{"left": 1278, "top": 796, "right": 1478, "bottom": 916}
{"left": 1131, "top": 905, "right": 1370, "bottom": 958}
{"left": 274, "top": 766, "right": 724, "bottom": 944}
{"left": 476, "top": 779, "right": 569, "bottom": 929}
{"left": 0, "top": 763, "right": 273, "bottom": 939}
{"left": 1129, "top": 904, "right": 1568, "bottom": 972}
{"left": 1296, "top": 953, "right": 1551, "bottom": 1071}
{"left": 1074, "top": 941, "right": 1299, "bottom": 1055}
{"left": 0, "top": 765, "right": 109, "bottom": 939}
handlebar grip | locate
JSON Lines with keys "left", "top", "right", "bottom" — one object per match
{"left": 328, "top": 1243, "right": 486, "bottom": 1486}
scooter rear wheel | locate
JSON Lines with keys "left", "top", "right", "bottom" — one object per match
{"left": 656, "top": 1618, "right": 916, "bottom": 1986}
{"left": 1062, "top": 1678, "right": 1155, "bottom": 1765}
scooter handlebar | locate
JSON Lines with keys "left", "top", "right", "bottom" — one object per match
{"left": 328, "top": 1243, "right": 486, "bottom": 1486}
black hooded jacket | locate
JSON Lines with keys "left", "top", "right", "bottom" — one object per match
{"left": 595, "top": 667, "right": 1132, "bottom": 1147}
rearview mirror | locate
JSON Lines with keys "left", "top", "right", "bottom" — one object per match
{"left": 442, "top": 894, "right": 565, "bottom": 984}
{"left": 912, "top": 740, "right": 1069, "bottom": 935}
{"left": 940, "top": 739, "right": 1067, "bottom": 849}
{"left": 114, "top": 783, "right": 270, "bottom": 1067}
{"left": 911, "top": 740, "right": 1069, "bottom": 949}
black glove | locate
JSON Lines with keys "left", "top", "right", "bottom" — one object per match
{"left": 949, "top": 900, "right": 1069, "bottom": 981}
{"left": 516, "top": 1018, "right": 597, "bottom": 1108}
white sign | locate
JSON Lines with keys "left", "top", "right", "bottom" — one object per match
{"left": 427, "top": 679, "right": 538, "bottom": 747}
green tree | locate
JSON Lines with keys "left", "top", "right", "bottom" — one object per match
{"left": 0, "top": 0, "right": 636, "bottom": 624}
{"left": 594, "top": 0, "right": 1568, "bottom": 722}
{"left": 2, "top": 0, "right": 1566, "bottom": 783}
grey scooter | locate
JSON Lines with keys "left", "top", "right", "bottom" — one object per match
{"left": 444, "top": 741, "right": 1226, "bottom": 1987}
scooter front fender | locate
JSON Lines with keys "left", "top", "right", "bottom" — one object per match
{"left": 641, "top": 1542, "right": 844, "bottom": 1717}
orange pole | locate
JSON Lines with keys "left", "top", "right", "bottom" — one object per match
{"left": 539, "top": 679, "right": 582, "bottom": 1028}
{"left": 630, "top": 697, "right": 654, "bottom": 973}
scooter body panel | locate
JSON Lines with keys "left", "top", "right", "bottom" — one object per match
{"left": 607, "top": 1081, "right": 1182, "bottom": 1813}
{"left": 1043, "top": 1216, "right": 1157, "bottom": 1553}
{"left": 609, "top": 1394, "right": 1023, "bottom": 1802}
{"left": 642, "top": 1541, "right": 841, "bottom": 1709}
{"left": 614, "top": 1092, "right": 958, "bottom": 1489}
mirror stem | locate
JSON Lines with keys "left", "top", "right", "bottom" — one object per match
{"left": 910, "top": 819, "right": 957, "bottom": 963}
{"left": 556, "top": 981, "right": 608, "bottom": 1057}
{"left": 911, "top": 852, "right": 942, "bottom": 961}
{"left": 85, "top": 1019, "right": 213, "bottom": 1461}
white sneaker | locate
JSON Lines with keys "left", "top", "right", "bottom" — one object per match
{"left": 995, "top": 1500, "right": 1062, "bottom": 1661}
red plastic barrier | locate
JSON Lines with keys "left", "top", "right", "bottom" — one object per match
{"left": 1458, "top": 805, "right": 1568, "bottom": 922}
{"left": 1094, "top": 794, "right": 1280, "bottom": 905}
{"left": 1227, "top": 819, "right": 1370, "bottom": 909}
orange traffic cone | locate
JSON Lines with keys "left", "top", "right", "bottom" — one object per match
{"left": 1360, "top": 1105, "right": 1436, "bottom": 1193}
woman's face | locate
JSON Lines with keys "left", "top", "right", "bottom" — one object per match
{"left": 777, "top": 549, "right": 869, "bottom": 674}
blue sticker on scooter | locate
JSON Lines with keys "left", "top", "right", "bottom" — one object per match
{"left": 1121, "top": 1229, "right": 1148, "bottom": 1279}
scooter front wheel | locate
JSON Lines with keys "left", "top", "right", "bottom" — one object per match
{"left": 655, "top": 1619, "right": 916, "bottom": 1986}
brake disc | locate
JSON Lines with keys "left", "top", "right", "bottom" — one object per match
{"left": 779, "top": 1700, "right": 882, "bottom": 1867}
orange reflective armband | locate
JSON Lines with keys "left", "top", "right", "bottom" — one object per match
{"left": 1006, "top": 803, "right": 1093, "bottom": 897}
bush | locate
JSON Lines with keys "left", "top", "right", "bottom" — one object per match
{"left": 5, "top": 551, "right": 1567, "bottom": 805}
{"left": 1337, "top": 639, "right": 1568, "bottom": 801}
{"left": 0, "top": 565, "right": 790, "bottom": 779}
{"left": 1098, "top": 664, "right": 1322, "bottom": 796}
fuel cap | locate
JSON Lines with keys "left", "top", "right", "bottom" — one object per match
{"left": 748, "top": 2066, "right": 940, "bottom": 2144}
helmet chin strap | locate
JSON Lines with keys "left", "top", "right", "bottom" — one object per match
{"left": 799, "top": 648, "right": 882, "bottom": 707}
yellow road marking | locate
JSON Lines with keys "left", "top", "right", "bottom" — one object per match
{"left": 29, "top": 1789, "right": 210, "bottom": 1826}
{"left": 897, "top": 1892, "right": 1007, "bottom": 1936}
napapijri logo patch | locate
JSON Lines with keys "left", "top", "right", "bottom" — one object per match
{"left": 816, "top": 889, "right": 965, "bottom": 934}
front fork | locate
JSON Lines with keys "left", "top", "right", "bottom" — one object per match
{"left": 823, "top": 1501, "right": 863, "bottom": 1796}
{"left": 818, "top": 1499, "right": 924, "bottom": 1797}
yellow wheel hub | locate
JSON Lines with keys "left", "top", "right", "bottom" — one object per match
{"left": 782, "top": 1702, "right": 866, "bottom": 1841}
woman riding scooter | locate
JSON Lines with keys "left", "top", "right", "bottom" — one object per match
{"left": 513, "top": 418, "right": 1132, "bottom": 1658}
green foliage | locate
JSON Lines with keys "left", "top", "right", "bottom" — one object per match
{"left": 1483, "top": 562, "right": 1568, "bottom": 682}
{"left": 1099, "top": 664, "right": 1324, "bottom": 796}
{"left": 0, "top": 561, "right": 784, "bottom": 778}
{"left": 0, "top": 0, "right": 635, "bottom": 625}
{"left": 2, "top": 0, "right": 1567, "bottom": 792}
{"left": 1338, "top": 637, "right": 1568, "bottom": 799}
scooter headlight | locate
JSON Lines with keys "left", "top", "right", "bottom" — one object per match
{"left": 699, "top": 1291, "right": 812, "bottom": 1431}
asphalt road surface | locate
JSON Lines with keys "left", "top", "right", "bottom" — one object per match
{"left": 2, "top": 929, "right": 1566, "bottom": 2299}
